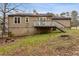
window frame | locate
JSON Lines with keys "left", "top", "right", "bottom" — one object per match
{"left": 13, "top": 16, "right": 21, "bottom": 24}
{"left": 25, "top": 17, "right": 29, "bottom": 23}
{"left": 38, "top": 17, "right": 47, "bottom": 21}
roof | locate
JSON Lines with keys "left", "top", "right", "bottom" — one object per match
{"left": 8, "top": 13, "right": 53, "bottom": 17}
{"left": 52, "top": 17, "right": 71, "bottom": 20}
{"left": 8, "top": 13, "right": 71, "bottom": 20}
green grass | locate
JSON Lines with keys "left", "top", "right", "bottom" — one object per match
{"left": 0, "top": 29, "right": 79, "bottom": 55}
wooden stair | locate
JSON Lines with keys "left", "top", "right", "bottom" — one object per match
{"left": 53, "top": 21, "right": 66, "bottom": 32}
{"left": 56, "top": 26, "right": 66, "bottom": 32}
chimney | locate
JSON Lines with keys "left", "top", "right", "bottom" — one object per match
{"left": 33, "top": 10, "right": 38, "bottom": 15}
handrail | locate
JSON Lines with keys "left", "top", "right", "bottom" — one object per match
{"left": 53, "top": 21, "right": 65, "bottom": 27}
{"left": 54, "top": 22, "right": 64, "bottom": 28}
{"left": 34, "top": 21, "right": 65, "bottom": 28}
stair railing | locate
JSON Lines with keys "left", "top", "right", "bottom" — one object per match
{"left": 52, "top": 21, "right": 65, "bottom": 28}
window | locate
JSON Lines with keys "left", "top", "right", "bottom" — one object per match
{"left": 15, "top": 17, "right": 17, "bottom": 23}
{"left": 43, "top": 17, "right": 46, "bottom": 21}
{"left": 18, "top": 17, "right": 20, "bottom": 23}
{"left": 25, "top": 17, "right": 29, "bottom": 23}
{"left": 38, "top": 17, "right": 46, "bottom": 21}
{"left": 14, "top": 17, "right": 21, "bottom": 24}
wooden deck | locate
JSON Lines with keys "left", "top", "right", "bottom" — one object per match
{"left": 34, "top": 21, "right": 66, "bottom": 32}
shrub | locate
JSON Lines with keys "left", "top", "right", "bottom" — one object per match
{"left": 8, "top": 32, "right": 14, "bottom": 37}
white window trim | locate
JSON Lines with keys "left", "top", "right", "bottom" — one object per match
{"left": 38, "top": 17, "right": 47, "bottom": 21}
{"left": 25, "top": 17, "right": 29, "bottom": 23}
{"left": 13, "top": 16, "right": 21, "bottom": 24}
{"left": 37, "top": 17, "right": 47, "bottom": 25}
{"left": 43, "top": 17, "right": 47, "bottom": 21}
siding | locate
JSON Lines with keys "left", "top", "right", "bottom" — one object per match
{"left": 8, "top": 16, "right": 52, "bottom": 36}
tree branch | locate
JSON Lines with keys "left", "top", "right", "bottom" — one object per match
{"left": 6, "top": 4, "right": 21, "bottom": 13}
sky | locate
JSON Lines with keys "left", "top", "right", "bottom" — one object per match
{"left": 16, "top": 3, "right": 79, "bottom": 14}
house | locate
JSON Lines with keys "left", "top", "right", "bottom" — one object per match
{"left": 8, "top": 12, "right": 71, "bottom": 36}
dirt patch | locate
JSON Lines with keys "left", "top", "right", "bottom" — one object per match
{"left": 0, "top": 32, "right": 79, "bottom": 56}
{"left": 0, "top": 36, "right": 26, "bottom": 45}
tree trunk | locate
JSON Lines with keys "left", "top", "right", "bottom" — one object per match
{"left": 2, "top": 3, "right": 7, "bottom": 34}
{"left": 3, "top": 12, "right": 6, "bottom": 33}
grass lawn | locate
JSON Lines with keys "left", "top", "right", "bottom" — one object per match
{"left": 0, "top": 29, "right": 79, "bottom": 55}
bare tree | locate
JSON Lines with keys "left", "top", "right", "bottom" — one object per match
{"left": 66, "top": 12, "right": 70, "bottom": 17}
{"left": 47, "top": 12, "right": 55, "bottom": 16}
{"left": 60, "top": 12, "right": 66, "bottom": 17}
{"left": 60, "top": 12, "right": 70, "bottom": 17}
{"left": 0, "top": 3, "right": 21, "bottom": 35}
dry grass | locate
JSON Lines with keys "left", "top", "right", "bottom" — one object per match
{"left": 0, "top": 29, "right": 79, "bottom": 55}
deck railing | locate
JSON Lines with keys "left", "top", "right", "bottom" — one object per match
{"left": 34, "top": 21, "right": 53, "bottom": 27}
{"left": 34, "top": 21, "right": 65, "bottom": 28}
